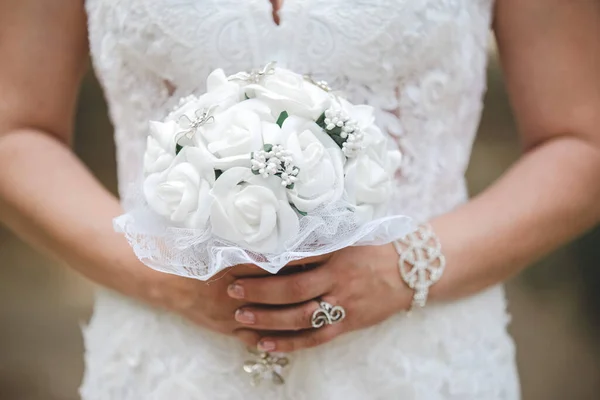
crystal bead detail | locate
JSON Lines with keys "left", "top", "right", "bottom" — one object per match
{"left": 393, "top": 224, "right": 446, "bottom": 309}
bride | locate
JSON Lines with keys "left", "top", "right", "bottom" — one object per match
{"left": 1, "top": 0, "right": 599, "bottom": 398}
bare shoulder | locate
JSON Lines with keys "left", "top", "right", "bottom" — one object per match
{"left": 0, "top": 0, "right": 89, "bottom": 143}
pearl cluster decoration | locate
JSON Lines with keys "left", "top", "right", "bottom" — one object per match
{"left": 392, "top": 224, "right": 446, "bottom": 309}
{"left": 251, "top": 144, "right": 300, "bottom": 189}
{"left": 322, "top": 107, "right": 365, "bottom": 158}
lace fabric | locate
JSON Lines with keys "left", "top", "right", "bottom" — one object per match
{"left": 82, "top": 0, "right": 520, "bottom": 398}
{"left": 114, "top": 205, "right": 415, "bottom": 279}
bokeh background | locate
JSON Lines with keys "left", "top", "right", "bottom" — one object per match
{"left": 1, "top": 49, "right": 600, "bottom": 400}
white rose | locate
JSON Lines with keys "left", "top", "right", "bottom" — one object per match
{"left": 195, "top": 99, "right": 276, "bottom": 170}
{"left": 339, "top": 98, "right": 376, "bottom": 128}
{"left": 345, "top": 123, "right": 402, "bottom": 222}
{"left": 144, "top": 154, "right": 215, "bottom": 229}
{"left": 167, "top": 68, "right": 244, "bottom": 124}
{"left": 144, "top": 120, "right": 178, "bottom": 175}
{"left": 210, "top": 167, "right": 300, "bottom": 253}
{"left": 320, "top": 97, "right": 382, "bottom": 158}
{"left": 363, "top": 123, "right": 402, "bottom": 172}
{"left": 263, "top": 116, "right": 345, "bottom": 212}
{"left": 245, "top": 68, "right": 332, "bottom": 120}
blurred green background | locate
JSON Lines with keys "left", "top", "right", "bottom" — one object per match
{"left": 1, "top": 53, "right": 599, "bottom": 400}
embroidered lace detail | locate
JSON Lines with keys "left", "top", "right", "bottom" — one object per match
{"left": 82, "top": 0, "right": 520, "bottom": 398}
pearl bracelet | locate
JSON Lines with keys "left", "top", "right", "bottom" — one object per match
{"left": 392, "top": 224, "right": 446, "bottom": 309}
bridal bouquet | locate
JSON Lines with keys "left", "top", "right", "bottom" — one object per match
{"left": 116, "top": 62, "right": 413, "bottom": 279}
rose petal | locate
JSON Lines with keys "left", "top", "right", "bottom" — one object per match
{"left": 340, "top": 98, "right": 375, "bottom": 127}
{"left": 211, "top": 167, "right": 252, "bottom": 197}
{"left": 275, "top": 200, "right": 300, "bottom": 245}
{"left": 261, "top": 122, "right": 283, "bottom": 145}
{"left": 282, "top": 123, "right": 345, "bottom": 212}
{"left": 144, "top": 173, "right": 171, "bottom": 216}
{"left": 144, "top": 136, "right": 175, "bottom": 174}
{"left": 210, "top": 196, "right": 244, "bottom": 244}
{"left": 186, "top": 180, "right": 213, "bottom": 229}
{"left": 206, "top": 68, "right": 228, "bottom": 92}
{"left": 171, "top": 181, "right": 201, "bottom": 222}
{"left": 246, "top": 201, "right": 277, "bottom": 244}
{"left": 149, "top": 120, "right": 178, "bottom": 151}
{"left": 208, "top": 167, "right": 298, "bottom": 253}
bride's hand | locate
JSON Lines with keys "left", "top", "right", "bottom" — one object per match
{"left": 136, "top": 267, "right": 241, "bottom": 335}
{"left": 228, "top": 244, "right": 412, "bottom": 352}
{"left": 134, "top": 263, "right": 271, "bottom": 336}
{"left": 134, "top": 253, "right": 331, "bottom": 337}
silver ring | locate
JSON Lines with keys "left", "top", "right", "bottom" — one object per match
{"left": 311, "top": 301, "right": 346, "bottom": 329}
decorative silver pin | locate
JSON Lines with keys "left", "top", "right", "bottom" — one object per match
{"left": 303, "top": 74, "right": 333, "bottom": 92}
{"left": 243, "top": 348, "right": 289, "bottom": 386}
{"left": 175, "top": 105, "right": 218, "bottom": 142}
{"left": 229, "top": 61, "right": 278, "bottom": 84}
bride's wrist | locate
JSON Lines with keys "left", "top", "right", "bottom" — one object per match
{"left": 93, "top": 245, "right": 163, "bottom": 304}
{"left": 425, "top": 217, "right": 481, "bottom": 303}
{"left": 377, "top": 243, "right": 414, "bottom": 313}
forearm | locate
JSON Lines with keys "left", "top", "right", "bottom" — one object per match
{"left": 0, "top": 128, "right": 149, "bottom": 297}
{"left": 430, "top": 136, "right": 600, "bottom": 301}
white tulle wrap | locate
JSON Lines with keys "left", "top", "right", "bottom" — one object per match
{"left": 114, "top": 66, "right": 414, "bottom": 280}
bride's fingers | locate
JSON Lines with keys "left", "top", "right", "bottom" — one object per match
{"left": 233, "top": 328, "right": 261, "bottom": 348}
{"left": 234, "top": 300, "right": 321, "bottom": 330}
{"left": 227, "top": 266, "right": 333, "bottom": 305}
{"left": 256, "top": 323, "right": 345, "bottom": 353}
{"left": 229, "top": 263, "right": 272, "bottom": 277}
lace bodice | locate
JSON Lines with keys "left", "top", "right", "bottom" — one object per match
{"left": 86, "top": 0, "right": 492, "bottom": 224}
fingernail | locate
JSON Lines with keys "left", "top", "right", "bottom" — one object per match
{"left": 235, "top": 309, "right": 255, "bottom": 324}
{"left": 258, "top": 340, "right": 276, "bottom": 352}
{"left": 228, "top": 284, "right": 245, "bottom": 299}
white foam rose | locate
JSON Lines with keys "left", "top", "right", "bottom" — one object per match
{"left": 195, "top": 99, "right": 276, "bottom": 170}
{"left": 338, "top": 97, "right": 376, "bottom": 127}
{"left": 144, "top": 150, "right": 215, "bottom": 229}
{"left": 144, "top": 120, "right": 178, "bottom": 175}
{"left": 245, "top": 68, "right": 332, "bottom": 120}
{"left": 210, "top": 167, "right": 300, "bottom": 253}
{"left": 344, "top": 124, "right": 402, "bottom": 222}
{"left": 262, "top": 116, "right": 345, "bottom": 212}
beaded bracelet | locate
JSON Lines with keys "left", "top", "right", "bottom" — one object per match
{"left": 392, "top": 224, "right": 446, "bottom": 309}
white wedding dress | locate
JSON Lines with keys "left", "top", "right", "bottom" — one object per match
{"left": 81, "top": 0, "right": 520, "bottom": 398}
